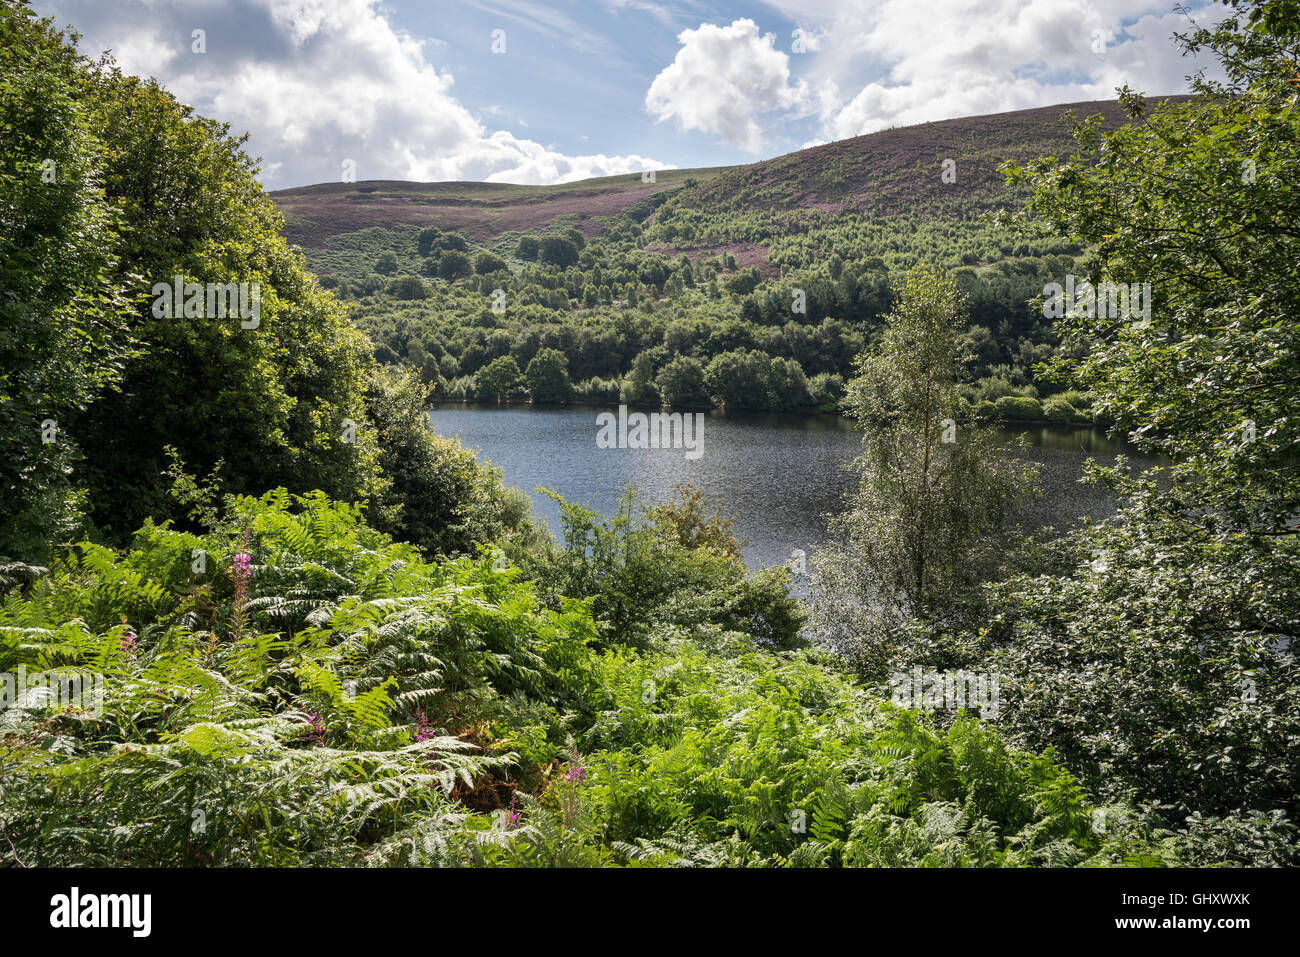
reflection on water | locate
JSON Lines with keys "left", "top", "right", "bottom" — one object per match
{"left": 428, "top": 404, "right": 1161, "bottom": 570}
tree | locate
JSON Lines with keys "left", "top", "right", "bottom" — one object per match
{"left": 515, "top": 235, "right": 539, "bottom": 260}
{"left": 438, "top": 249, "right": 472, "bottom": 281}
{"left": 765, "top": 357, "right": 810, "bottom": 410}
{"left": 539, "top": 236, "right": 579, "bottom": 268}
{"left": 524, "top": 348, "right": 573, "bottom": 404}
{"left": 474, "top": 251, "right": 507, "bottom": 274}
{"left": 619, "top": 350, "right": 658, "bottom": 405}
{"left": 374, "top": 251, "right": 398, "bottom": 275}
{"left": 46, "top": 39, "right": 386, "bottom": 542}
{"left": 811, "top": 267, "right": 1037, "bottom": 670}
{"left": 364, "top": 366, "right": 539, "bottom": 556}
{"left": 416, "top": 226, "right": 442, "bottom": 256}
{"left": 476, "top": 355, "right": 523, "bottom": 403}
{"left": 655, "top": 356, "right": 709, "bottom": 407}
{"left": 1006, "top": 4, "right": 1300, "bottom": 536}
{"left": 389, "top": 275, "right": 427, "bottom": 300}
{"left": 704, "top": 349, "right": 770, "bottom": 410}
{"left": 982, "top": 0, "right": 1300, "bottom": 837}
{"left": 0, "top": 4, "right": 132, "bottom": 559}
{"left": 725, "top": 267, "right": 760, "bottom": 295}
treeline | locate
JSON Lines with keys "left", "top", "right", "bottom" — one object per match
{"left": 305, "top": 205, "right": 1091, "bottom": 417}
{"left": 0, "top": 4, "right": 534, "bottom": 564}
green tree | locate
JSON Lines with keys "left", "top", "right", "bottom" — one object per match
{"left": 50, "top": 43, "right": 385, "bottom": 541}
{"left": 474, "top": 251, "right": 508, "bottom": 274}
{"left": 983, "top": 0, "right": 1300, "bottom": 833}
{"left": 704, "top": 349, "right": 770, "bottom": 410}
{"left": 811, "top": 267, "right": 1037, "bottom": 669}
{"left": 619, "top": 350, "right": 658, "bottom": 405}
{"left": 0, "top": 4, "right": 131, "bottom": 559}
{"left": 416, "top": 225, "right": 442, "bottom": 256}
{"left": 438, "top": 249, "right": 472, "bottom": 280}
{"left": 365, "top": 366, "right": 539, "bottom": 556}
{"left": 389, "top": 274, "right": 427, "bottom": 300}
{"left": 476, "top": 355, "right": 523, "bottom": 403}
{"left": 766, "top": 357, "right": 811, "bottom": 410}
{"left": 524, "top": 347, "right": 574, "bottom": 404}
{"left": 655, "top": 355, "right": 709, "bottom": 407}
{"left": 539, "top": 236, "right": 579, "bottom": 268}
{"left": 373, "top": 251, "right": 398, "bottom": 275}
{"left": 515, "top": 235, "right": 539, "bottom": 260}
{"left": 1006, "top": 5, "right": 1300, "bottom": 534}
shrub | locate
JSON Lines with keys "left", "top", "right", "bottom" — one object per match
{"left": 438, "top": 249, "right": 473, "bottom": 281}
{"left": 1042, "top": 395, "right": 1081, "bottom": 424}
{"left": 993, "top": 395, "right": 1043, "bottom": 421}
{"left": 475, "top": 251, "right": 508, "bottom": 275}
{"left": 388, "top": 275, "right": 427, "bottom": 300}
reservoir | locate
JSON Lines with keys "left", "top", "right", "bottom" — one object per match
{"left": 428, "top": 404, "right": 1161, "bottom": 569}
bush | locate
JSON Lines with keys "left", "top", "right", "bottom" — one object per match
{"left": 993, "top": 395, "right": 1043, "bottom": 421}
{"left": 388, "top": 275, "right": 427, "bottom": 300}
{"left": 438, "top": 249, "right": 473, "bottom": 281}
{"left": 475, "top": 251, "right": 508, "bottom": 275}
{"left": 1042, "top": 395, "right": 1082, "bottom": 424}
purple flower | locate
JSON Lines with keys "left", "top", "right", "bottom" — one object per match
{"left": 566, "top": 748, "right": 585, "bottom": 784}
{"left": 413, "top": 708, "right": 434, "bottom": 743}
{"left": 302, "top": 709, "right": 326, "bottom": 746}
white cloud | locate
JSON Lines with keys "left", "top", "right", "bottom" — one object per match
{"left": 758, "top": 0, "right": 1221, "bottom": 141}
{"left": 35, "top": 0, "right": 667, "bottom": 188}
{"left": 645, "top": 18, "right": 808, "bottom": 151}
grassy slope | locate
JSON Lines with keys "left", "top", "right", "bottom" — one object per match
{"left": 272, "top": 98, "right": 1190, "bottom": 257}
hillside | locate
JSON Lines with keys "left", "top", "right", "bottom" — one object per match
{"left": 272, "top": 98, "right": 1187, "bottom": 255}
{"left": 265, "top": 97, "right": 1194, "bottom": 424}
{"left": 272, "top": 168, "right": 721, "bottom": 249}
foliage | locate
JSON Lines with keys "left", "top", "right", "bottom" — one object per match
{"left": 530, "top": 487, "right": 801, "bottom": 650}
{"left": 0, "top": 490, "right": 592, "bottom": 865}
{"left": 812, "top": 268, "right": 1038, "bottom": 668}
{"left": 523, "top": 348, "right": 574, "bottom": 405}
{"left": 0, "top": 490, "right": 1181, "bottom": 868}
{"left": 0, "top": 4, "right": 132, "bottom": 560}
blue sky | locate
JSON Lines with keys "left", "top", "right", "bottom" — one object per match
{"left": 33, "top": 0, "right": 1221, "bottom": 189}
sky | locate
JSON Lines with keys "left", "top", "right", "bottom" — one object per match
{"left": 32, "top": 0, "right": 1225, "bottom": 190}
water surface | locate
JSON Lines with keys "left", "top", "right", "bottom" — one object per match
{"left": 428, "top": 404, "right": 1159, "bottom": 569}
